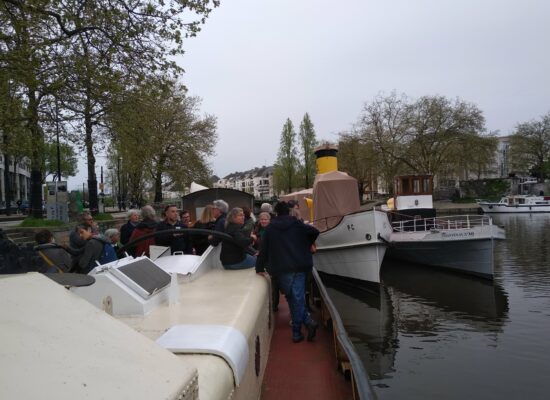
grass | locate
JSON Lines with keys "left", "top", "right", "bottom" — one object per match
{"left": 19, "top": 217, "right": 65, "bottom": 227}
{"left": 18, "top": 213, "right": 113, "bottom": 227}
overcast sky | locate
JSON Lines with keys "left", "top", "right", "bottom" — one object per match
{"left": 73, "top": 0, "right": 550, "bottom": 189}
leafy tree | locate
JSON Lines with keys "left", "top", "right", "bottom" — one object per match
{"left": 338, "top": 133, "right": 380, "bottom": 202}
{"left": 451, "top": 133, "right": 498, "bottom": 180}
{"left": 273, "top": 118, "right": 299, "bottom": 194}
{"left": 0, "top": 0, "right": 219, "bottom": 217}
{"left": 509, "top": 112, "right": 550, "bottom": 181}
{"left": 42, "top": 142, "right": 78, "bottom": 181}
{"left": 357, "top": 92, "right": 411, "bottom": 193}
{"left": 109, "top": 79, "right": 217, "bottom": 203}
{"left": 404, "top": 96, "right": 485, "bottom": 177}
{"left": 298, "top": 113, "right": 317, "bottom": 188}
{"left": 0, "top": 72, "right": 32, "bottom": 214}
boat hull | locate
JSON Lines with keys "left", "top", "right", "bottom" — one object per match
{"left": 313, "top": 210, "right": 392, "bottom": 284}
{"left": 479, "top": 203, "right": 550, "bottom": 213}
{"left": 386, "top": 225, "right": 503, "bottom": 278}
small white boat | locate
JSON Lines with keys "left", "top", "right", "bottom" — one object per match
{"left": 384, "top": 175, "right": 505, "bottom": 279}
{"left": 478, "top": 195, "right": 550, "bottom": 213}
{"left": 308, "top": 144, "right": 392, "bottom": 285}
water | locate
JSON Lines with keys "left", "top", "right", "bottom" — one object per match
{"left": 325, "top": 213, "right": 550, "bottom": 400}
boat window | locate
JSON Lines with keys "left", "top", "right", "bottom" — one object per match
{"left": 423, "top": 179, "right": 430, "bottom": 194}
{"left": 402, "top": 179, "right": 410, "bottom": 194}
{"left": 413, "top": 178, "right": 420, "bottom": 193}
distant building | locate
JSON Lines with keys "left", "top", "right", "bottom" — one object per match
{"left": 0, "top": 153, "right": 31, "bottom": 205}
{"left": 213, "top": 166, "right": 274, "bottom": 200}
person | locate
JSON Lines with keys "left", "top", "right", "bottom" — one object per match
{"left": 179, "top": 210, "right": 192, "bottom": 227}
{"left": 76, "top": 224, "right": 117, "bottom": 274}
{"left": 209, "top": 199, "right": 229, "bottom": 246}
{"left": 287, "top": 200, "right": 303, "bottom": 221}
{"left": 220, "top": 207, "right": 257, "bottom": 270}
{"left": 120, "top": 209, "right": 140, "bottom": 245}
{"left": 68, "top": 213, "right": 99, "bottom": 268}
{"left": 256, "top": 201, "right": 320, "bottom": 343}
{"left": 260, "top": 202, "right": 276, "bottom": 219}
{"left": 192, "top": 205, "right": 216, "bottom": 255}
{"left": 69, "top": 212, "right": 99, "bottom": 251}
{"left": 128, "top": 205, "right": 158, "bottom": 257}
{"left": 156, "top": 204, "right": 193, "bottom": 254}
{"left": 34, "top": 229, "right": 73, "bottom": 273}
{"left": 104, "top": 228, "right": 121, "bottom": 253}
{"left": 212, "top": 199, "right": 229, "bottom": 232}
{"left": 253, "top": 212, "right": 281, "bottom": 311}
{"left": 241, "top": 206, "right": 256, "bottom": 237}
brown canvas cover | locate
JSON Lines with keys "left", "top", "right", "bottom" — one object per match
{"left": 312, "top": 170, "right": 360, "bottom": 231}
{"left": 280, "top": 188, "right": 313, "bottom": 220}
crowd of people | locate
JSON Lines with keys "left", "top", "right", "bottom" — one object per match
{"left": 34, "top": 198, "right": 320, "bottom": 343}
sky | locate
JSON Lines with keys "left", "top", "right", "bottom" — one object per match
{"left": 72, "top": 0, "right": 550, "bottom": 189}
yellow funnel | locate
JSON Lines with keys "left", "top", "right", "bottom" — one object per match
{"left": 314, "top": 143, "right": 338, "bottom": 174}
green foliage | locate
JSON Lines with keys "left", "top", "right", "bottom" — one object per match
{"left": 298, "top": 113, "right": 317, "bottom": 188}
{"left": 509, "top": 112, "right": 550, "bottom": 180}
{"left": 351, "top": 93, "right": 488, "bottom": 189}
{"left": 20, "top": 218, "right": 65, "bottom": 227}
{"left": 273, "top": 118, "right": 299, "bottom": 194}
{"left": 108, "top": 78, "right": 217, "bottom": 202}
{"left": 1, "top": 0, "right": 219, "bottom": 217}
{"left": 94, "top": 213, "right": 114, "bottom": 221}
{"left": 42, "top": 142, "right": 78, "bottom": 181}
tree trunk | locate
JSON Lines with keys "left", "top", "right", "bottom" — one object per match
{"left": 84, "top": 106, "right": 98, "bottom": 215}
{"left": 3, "top": 154, "right": 11, "bottom": 216}
{"left": 154, "top": 169, "right": 163, "bottom": 203}
{"left": 28, "top": 91, "right": 44, "bottom": 219}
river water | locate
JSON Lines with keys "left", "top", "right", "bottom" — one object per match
{"left": 325, "top": 213, "right": 550, "bottom": 400}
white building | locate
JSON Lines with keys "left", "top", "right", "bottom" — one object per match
{"left": 0, "top": 153, "right": 31, "bottom": 206}
{"left": 213, "top": 166, "right": 274, "bottom": 200}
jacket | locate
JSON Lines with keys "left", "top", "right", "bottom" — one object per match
{"left": 79, "top": 235, "right": 111, "bottom": 274}
{"left": 221, "top": 222, "right": 253, "bottom": 265}
{"left": 155, "top": 220, "right": 192, "bottom": 254}
{"left": 35, "top": 243, "right": 73, "bottom": 272}
{"left": 120, "top": 220, "right": 138, "bottom": 245}
{"left": 255, "top": 215, "right": 319, "bottom": 276}
{"left": 129, "top": 219, "right": 157, "bottom": 257}
{"left": 192, "top": 220, "right": 216, "bottom": 255}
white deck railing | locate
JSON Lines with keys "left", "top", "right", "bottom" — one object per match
{"left": 391, "top": 214, "right": 493, "bottom": 233}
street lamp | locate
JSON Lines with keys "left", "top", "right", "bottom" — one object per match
{"left": 117, "top": 157, "right": 122, "bottom": 211}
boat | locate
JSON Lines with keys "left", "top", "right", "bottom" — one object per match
{"left": 0, "top": 231, "right": 375, "bottom": 400}
{"left": 478, "top": 194, "right": 550, "bottom": 213}
{"left": 383, "top": 175, "right": 505, "bottom": 279}
{"left": 309, "top": 144, "right": 393, "bottom": 285}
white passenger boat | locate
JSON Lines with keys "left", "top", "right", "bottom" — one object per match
{"left": 478, "top": 194, "right": 550, "bottom": 213}
{"left": 384, "top": 175, "right": 505, "bottom": 279}
{"left": 308, "top": 144, "right": 392, "bottom": 285}
{"left": 0, "top": 245, "right": 273, "bottom": 400}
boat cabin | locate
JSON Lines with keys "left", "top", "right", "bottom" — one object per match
{"left": 386, "top": 175, "right": 436, "bottom": 229}
{"left": 391, "top": 175, "right": 434, "bottom": 211}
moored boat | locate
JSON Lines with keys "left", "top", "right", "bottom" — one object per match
{"left": 0, "top": 231, "right": 375, "bottom": 399}
{"left": 478, "top": 194, "right": 550, "bottom": 213}
{"left": 384, "top": 175, "right": 505, "bottom": 279}
{"left": 309, "top": 144, "right": 392, "bottom": 285}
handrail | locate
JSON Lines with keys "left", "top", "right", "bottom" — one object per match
{"left": 311, "top": 268, "right": 378, "bottom": 400}
{"left": 391, "top": 214, "right": 493, "bottom": 233}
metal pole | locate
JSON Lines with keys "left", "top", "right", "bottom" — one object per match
{"left": 117, "top": 157, "right": 121, "bottom": 211}
{"left": 55, "top": 98, "right": 61, "bottom": 181}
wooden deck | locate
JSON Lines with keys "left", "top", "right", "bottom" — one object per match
{"left": 261, "top": 297, "right": 354, "bottom": 400}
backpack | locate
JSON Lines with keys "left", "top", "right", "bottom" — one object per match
{"left": 96, "top": 240, "right": 118, "bottom": 265}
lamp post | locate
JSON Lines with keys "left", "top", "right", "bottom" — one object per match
{"left": 117, "top": 157, "right": 122, "bottom": 211}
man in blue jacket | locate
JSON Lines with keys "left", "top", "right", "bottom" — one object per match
{"left": 256, "top": 201, "right": 320, "bottom": 343}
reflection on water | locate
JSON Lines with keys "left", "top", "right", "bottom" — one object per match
{"left": 325, "top": 213, "right": 550, "bottom": 400}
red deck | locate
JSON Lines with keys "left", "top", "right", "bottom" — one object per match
{"left": 261, "top": 297, "right": 354, "bottom": 400}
